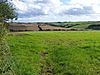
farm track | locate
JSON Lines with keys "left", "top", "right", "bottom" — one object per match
{"left": 40, "top": 51, "right": 54, "bottom": 75}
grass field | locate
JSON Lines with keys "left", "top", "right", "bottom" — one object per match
{"left": 47, "top": 21, "right": 100, "bottom": 29}
{"left": 7, "top": 31, "right": 100, "bottom": 75}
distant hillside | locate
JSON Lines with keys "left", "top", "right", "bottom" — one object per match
{"left": 46, "top": 21, "right": 100, "bottom": 30}
{"left": 9, "top": 21, "right": 100, "bottom": 32}
{"left": 9, "top": 23, "right": 76, "bottom": 32}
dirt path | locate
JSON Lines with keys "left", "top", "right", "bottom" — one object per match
{"left": 40, "top": 51, "right": 54, "bottom": 75}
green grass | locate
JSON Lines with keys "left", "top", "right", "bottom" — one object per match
{"left": 47, "top": 21, "right": 100, "bottom": 29}
{"left": 7, "top": 31, "right": 100, "bottom": 75}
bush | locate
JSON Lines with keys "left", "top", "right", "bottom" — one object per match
{"left": 0, "top": 23, "right": 15, "bottom": 75}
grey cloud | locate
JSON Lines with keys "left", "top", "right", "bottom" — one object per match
{"left": 34, "top": 0, "right": 49, "bottom": 4}
{"left": 17, "top": 0, "right": 50, "bottom": 18}
{"left": 18, "top": 8, "right": 46, "bottom": 18}
{"left": 15, "top": 0, "right": 95, "bottom": 19}
{"left": 64, "top": 6, "right": 94, "bottom": 16}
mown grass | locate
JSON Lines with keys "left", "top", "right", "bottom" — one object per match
{"left": 7, "top": 31, "right": 100, "bottom": 75}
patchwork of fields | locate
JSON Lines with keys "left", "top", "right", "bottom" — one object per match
{"left": 9, "top": 21, "right": 100, "bottom": 32}
{"left": 7, "top": 31, "right": 100, "bottom": 75}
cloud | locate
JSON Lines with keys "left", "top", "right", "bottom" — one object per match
{"left": 10, "top": 0, "right": 100, "bottom": 22}
{"left": 10, "top": 0, "right": 64, "bottom": 17}
{"left": 69, "top": 0, "right": 100, "bottom": 13}
{"left": 63, "top": 6, "right": 94, "bottom": 16}
{"left": 18, "top": 8, "right": 46, "bottom": 18}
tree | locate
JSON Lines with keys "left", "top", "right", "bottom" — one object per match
{"left": 0, "top": 1, "right": 17, "bottom": 75}
{"left": 0, "top": 1, "right": 17, "bottom": 22}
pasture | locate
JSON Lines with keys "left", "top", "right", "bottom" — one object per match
{"left": 7, "top": 31, "right": 100, "bottom": 75}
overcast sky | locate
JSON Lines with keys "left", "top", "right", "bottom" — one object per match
{"left": 10, "top": 0, "right": 100, "bottom": 22}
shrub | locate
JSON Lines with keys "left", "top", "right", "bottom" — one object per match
{"left": 0, "top": 23, "right": 15, "bottom": 75}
